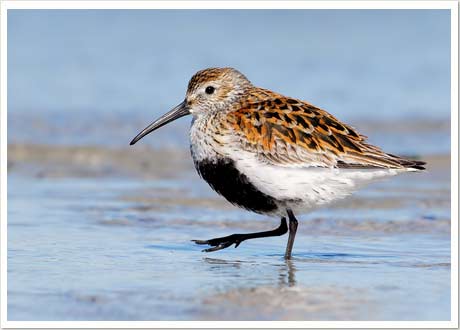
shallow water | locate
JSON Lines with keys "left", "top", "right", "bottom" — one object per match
{"left": 7, "top": 152, "right": 451, "bottom": 321}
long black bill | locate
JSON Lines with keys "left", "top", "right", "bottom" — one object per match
{"left": 130, "top": 100, "right": 189, "bottom": 145}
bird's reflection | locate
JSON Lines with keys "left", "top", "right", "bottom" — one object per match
{"left": 202, "top": 256, "right": 297, "bottom": 287}
{"left": 278, "top": 259, "right": 297, "bottom": 287}
{"left": 202, "top": 257, "right": 246, "bottom": 271}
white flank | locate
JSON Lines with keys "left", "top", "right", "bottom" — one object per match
{"left": 234, "top": 152, "right": 408, "bottom": 215}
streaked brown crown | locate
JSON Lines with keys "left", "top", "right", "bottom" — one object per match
{"left": 187, "top": 67, "right": 251, "bottom": 93}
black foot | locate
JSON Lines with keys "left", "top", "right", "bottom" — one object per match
{"left": 192, "top": 218, "right": 288, "bottom": 253}
{"left": 192, "top": 234, "right": 247, "bottom": 252}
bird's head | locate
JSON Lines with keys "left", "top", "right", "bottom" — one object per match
{"left": 130, "top": 67, "right": 251, "bottom": 145}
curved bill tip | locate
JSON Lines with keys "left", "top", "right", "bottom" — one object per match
{"left": 130, "top": 131, "right": 145, "bottom": 145}
{"left": 129, "top": 100, "right": 189, "bottom": 146}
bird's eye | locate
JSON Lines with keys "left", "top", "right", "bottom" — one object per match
{"left": 205, "top": 86, "right": 215, "bottom": 95}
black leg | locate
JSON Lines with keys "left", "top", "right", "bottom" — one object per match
{"left": 284, "top": 209, "right": 298, "bottom": 259}
{"left": 193, "top": 217, "right": 288, "bottom": 252}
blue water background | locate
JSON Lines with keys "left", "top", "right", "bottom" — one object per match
{"left": 8, "top": 9, "right": 451, "bottom": 154}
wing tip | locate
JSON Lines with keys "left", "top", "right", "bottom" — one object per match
{"left": 407, "top": 161, "right": 426, "bottom": 171}
{"left": 387, "top": 153, "right": 426, "bottom": 171}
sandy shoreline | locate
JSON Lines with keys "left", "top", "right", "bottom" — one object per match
{"left": 8, "top": 143, "right": 191, "bottom": 179}
{"left": 7, "top": 143, "right": 447, "bottom": 178}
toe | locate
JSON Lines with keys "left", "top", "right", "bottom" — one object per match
{"left": 202, "top": 241, "right": 234, "bottom": 252}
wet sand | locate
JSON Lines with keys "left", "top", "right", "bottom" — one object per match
{"left": 8, "top": 143, "right": 190, "bottom": 179}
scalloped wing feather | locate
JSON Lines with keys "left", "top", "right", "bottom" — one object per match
{"left": 225, "top": 90, "right": 425, "bottom": 170}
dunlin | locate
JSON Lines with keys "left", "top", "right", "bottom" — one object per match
{"left": 130, "top": 67, "right": 425, "bottom": 259}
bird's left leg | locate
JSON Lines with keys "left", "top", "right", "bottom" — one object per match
{"left": 284, "top": 209, "right": 298, "bottom": 259}
{"left": 192, "top": 217, "right": 288, "bottom": 252}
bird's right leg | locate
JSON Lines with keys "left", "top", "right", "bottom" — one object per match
{"left": 192, "top": 217, "right": 288, "bottom": 252}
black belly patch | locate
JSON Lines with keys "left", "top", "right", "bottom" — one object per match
{"left": 195, "top": 158, "right": 278, "bottom": 214}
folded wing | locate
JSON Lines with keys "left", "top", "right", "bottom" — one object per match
{"left": 226, "top": 92, "right": 425, "bottom": 170}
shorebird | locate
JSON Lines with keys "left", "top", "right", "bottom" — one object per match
{"left": 130, "top": 67, "right": 425, "bottom": 259}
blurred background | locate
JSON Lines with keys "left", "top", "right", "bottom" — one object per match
{"left": 8, "top": 9, "right": 452, "bottom": 321}
{"left": 8, "top": 9, "right": 450, "bottom": 152}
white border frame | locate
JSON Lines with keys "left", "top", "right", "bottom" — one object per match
{"left": 0, "top": 1, "right": 458, "bottom": 329}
